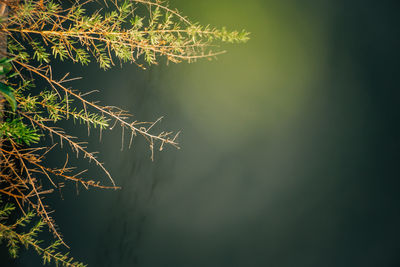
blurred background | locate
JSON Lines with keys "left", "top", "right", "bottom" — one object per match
{"left": 6, "top": 0, "right": 400, "bottom": 266}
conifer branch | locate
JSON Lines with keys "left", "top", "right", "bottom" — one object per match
{"left": 0, "top": 0, "right": 249, "bottom": 265}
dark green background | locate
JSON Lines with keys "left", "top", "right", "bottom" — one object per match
{"left": 4, "top": 0, "right": 400, "bottom": 266}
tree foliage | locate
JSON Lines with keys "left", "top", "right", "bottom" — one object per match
{"left": 0, "top": 0, "right": 249, "bottom": 265}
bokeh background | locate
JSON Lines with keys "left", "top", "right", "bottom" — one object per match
{"left": 5, "top": 0, "right": 400, "bottom": 266}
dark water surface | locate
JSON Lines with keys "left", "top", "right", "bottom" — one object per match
{"left": 4, "top": 0, "right": 400, "bottom": 266}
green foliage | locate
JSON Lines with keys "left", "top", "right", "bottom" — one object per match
{"left": 0, "top": 118, "right": 40, "bottom": 145}
{"left": 0, "top": 57, "right": 17, "bottom": 111}
{"left": 0, "top": 57, "right": 13, "bottom": 75}
{"left": 0, "top": 82, "right": 16, "bottom": 111}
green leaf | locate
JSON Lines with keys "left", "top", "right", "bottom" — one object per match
{"left": 0, "top": 57, "right": 12, "bottom": 76}
{"left": 0, "top": 57, "right": 11, "bottom": 64}
{"left": 0, "top": 83, "right": 17, "bottom": 111}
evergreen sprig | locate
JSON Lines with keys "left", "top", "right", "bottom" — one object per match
{"left": 0, "top": 198, "right": 86, "bottom": 266}
{"left": 0, "top": 117, "right": 40, "bottom": 145}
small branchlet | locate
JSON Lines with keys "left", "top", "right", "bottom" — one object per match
{"left": 0, "top": 197, "right": 87, "bottom": 266}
